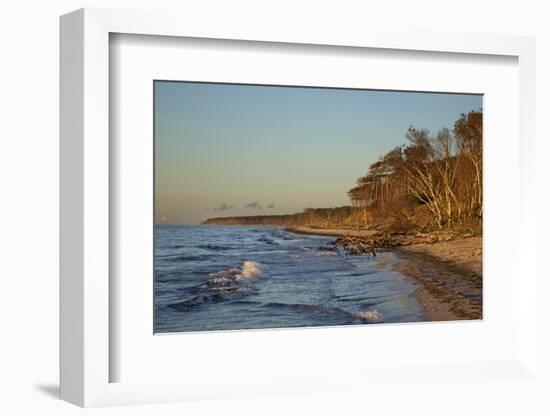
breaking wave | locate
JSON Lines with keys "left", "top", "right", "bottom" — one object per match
{"left": 207, "top": 260, "right": 263, "bottom": 282}
{"left": 238, "top": 260, "right": 263, "bottom": 279}
{"left": 354, "top": 310, "right": 383, "bottom": 322}
{"left": 166, "top": 261, "right": 263, "bottom": 311}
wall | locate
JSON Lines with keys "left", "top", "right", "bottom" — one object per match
{"left": 0, "top": 1, "right": 548, "bottom": 414}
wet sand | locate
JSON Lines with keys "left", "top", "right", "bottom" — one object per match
{"left": 395, "top": 238, "right": 482, "bottom": 321}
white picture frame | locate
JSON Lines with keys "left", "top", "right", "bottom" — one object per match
{"left": 60, "top": 7, "right": 537, "bottom": 407}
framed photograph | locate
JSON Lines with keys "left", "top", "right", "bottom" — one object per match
{"left": 153, "top": 81, "right": 483, "bottom": 334}
{"left": 60, "top": 8, "right": 537, "bottom": 407}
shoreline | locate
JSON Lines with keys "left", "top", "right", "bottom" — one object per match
{"left": 286, "top": 225, "right": 482, "bottom": 322}
{"left": 395, "top": 242, "right": 482, "bottom": 321}
{"left": 285, "top": 225, "right": 377, "bottom": 238}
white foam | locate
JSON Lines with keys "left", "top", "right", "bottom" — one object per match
{"left": 235, "top": 261, "right": 263, "bottom": 280}
{"left": 355, "top": 310, "right": 383, "bottom": 321}
{"left": 206, "top": 261, "right": 263, "bottom": 283}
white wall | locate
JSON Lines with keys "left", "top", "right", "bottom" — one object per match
{"left": 1, "top": 0, "right": 548, "bottom": 414}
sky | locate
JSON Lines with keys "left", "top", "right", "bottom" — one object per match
{"left": 154, "top": 81, "right": 482, "bottom": 224}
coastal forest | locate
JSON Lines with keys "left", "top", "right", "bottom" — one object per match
{"left": 203, "top": 110, "right": 482, "bottom": 232}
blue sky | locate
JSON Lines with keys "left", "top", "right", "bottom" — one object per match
{"left": 155, "top": 81, "right": 482, "bottom": 224}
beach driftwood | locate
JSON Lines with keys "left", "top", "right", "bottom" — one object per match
{"left": 334, "top": 236, "right": 378, "bottom": 256}
{"left": 333, "top": 230, "right": 475, "bottom": 256}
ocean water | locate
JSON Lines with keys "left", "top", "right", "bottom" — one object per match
{"left": 154, "top": 225, "right": 424, "bottom": 333}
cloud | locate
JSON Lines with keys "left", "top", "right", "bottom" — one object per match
{"left": 213, "top": 203, "right": 233, "bottom": 211}
{"left": 267, "top": 203, "right": 275, "bottom": 209}
{"left": 244, "top": 201, "right": 262, "bottom": 209}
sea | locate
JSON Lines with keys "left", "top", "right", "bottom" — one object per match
{"left": 154, "top": 225, "right": 424, "bottom": 333}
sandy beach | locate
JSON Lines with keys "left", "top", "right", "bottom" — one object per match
{"left": 285, "top": 225, "right": 378, "bottom": 238}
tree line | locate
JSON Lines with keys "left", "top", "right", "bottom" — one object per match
{"left": 348, "top": 110, "right": 482, "bottom": 230}
{"left": 202, "top": 206, "right": 354, "bottom": 227}
{"left": 204, "top": 110, "right": 482, "bottom": 231}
